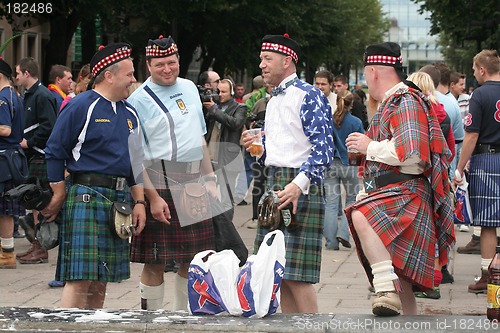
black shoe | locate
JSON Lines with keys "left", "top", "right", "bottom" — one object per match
{"left": 337, "top": 237, "right": 352, "bottom": 248}
{"left": 237, "top": 200, "right": 248, "bottom": 206}
{"left": 441, "top": 266, "right": 454, "bottom": 284}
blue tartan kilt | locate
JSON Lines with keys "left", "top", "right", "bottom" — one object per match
{"left": 469, "top": 153, "right": 500, "bottom": 227}
{"left": 0, "top": 180, "right": 25, "bottom": 216}
{"left": 55, "top": 184, "right": 131, "bottom": 282}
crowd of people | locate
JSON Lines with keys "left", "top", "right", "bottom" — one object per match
{"left": 0, "top": 32, "right": 499, "bottom": 318}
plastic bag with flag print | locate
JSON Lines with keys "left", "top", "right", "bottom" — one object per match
{"left": 453, "top": 170, "right": 473, "bottom": 225}
{"left": 237, "top": 230, "right": 286, "bottom": 318}
{"left": 187, "top": 249, "right": 243, "bottom": 316}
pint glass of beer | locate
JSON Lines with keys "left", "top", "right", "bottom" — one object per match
{"left": 347, "top": 148, "right": 364, "bottom": 166}
{"left": 245, "top": 128, "right": 263, "bottom": 157}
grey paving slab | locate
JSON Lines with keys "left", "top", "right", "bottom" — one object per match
{"left": 0, "top": 202, "right": 493, "bottom": 332}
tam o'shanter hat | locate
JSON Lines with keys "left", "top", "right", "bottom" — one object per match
{"left": 90, "top": 42, "right": 132, "bottom": 77}
{"left": 261, "top": 33, "right": 301, "bottom": 64}
{"left": 0, "top": 56, "right": 12, "bottom": 78}
{"left": 146, "top": 35, "right": 178, "bottom": 59}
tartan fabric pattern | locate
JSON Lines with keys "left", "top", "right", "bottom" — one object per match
{"left": 346, "top": 178, "right": 439, "bottom": 290}
{"left": 346, "top": 87, "right": 455, "bottom": 291}
{"left": 55, "top": 184, "right": 131, "bottom": 282}
{"left": 469, "top": 153, "right": 500, "bottom": 227}
{"left": 0, "top": 180, "right": 25, "bottom": 216}
{"left": 254, "top": 167, "right": 325, "bottom": 283}
{"left": 28, "top": 157, "right": 50, "bottom": 189}
{"left": 129, "top": 168, "right": 215, "bottom": 264}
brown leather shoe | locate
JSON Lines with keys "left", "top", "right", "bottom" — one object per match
{"left": 17, "top": 241, "right": 48, "bottom": 264}
{"left": 372, "top": 291, "right": 401, "bottom": 316}
{"left": 457, "top": 235, "right": 481, "bottom": 254}
{"left": 468, "top": 270, "right": 488, "bottom": 294}
{"left": 16, "top": 240, "right": 38, "bottom": 258}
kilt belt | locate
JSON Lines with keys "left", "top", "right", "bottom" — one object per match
{"left": 71, "top": 172, "right": 126, "bottom": 191}
{"left": 473, "top": 143, "right": 500, "bottom": 155}
{"left": 363, "top": 171, "right": 425, "bottom": 193}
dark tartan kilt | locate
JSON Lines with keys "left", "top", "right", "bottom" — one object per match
{"left": 345, "top": 178, "right": 436, "bottom": 290}
{"left": 469, "top": 153, "right": 500, "bottom": 227}
{"left": 0, "top": 180, "right": 25, "bottom": 216}
{"left": 254, "top": 167, "right": 325, "bottom": 284}
{"left": 55, "top": 184, "right": 131, "bottom": 283}
{"left": 130, "top": 168, "right": 215, "bottom": 264}
{"left": 28, "top": 156, "right": 49, "bottom": 189}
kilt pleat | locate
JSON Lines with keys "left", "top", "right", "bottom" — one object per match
{"left": 469, "top": 153, "right": 500, "bottom": 227}
{"left": 129, "top": 168, "right": 214, "bottom": 264}
{"left": 55, "top": 184, "right": 131, "bottom": 282}
{"left": 0, "top": 180, "right": 25, "bottom": 216}
{"left": 345, "top": 178, "right": 436, "bottom": 290}
{"left": 254, "top": 167, "right": 325, "bottom": 284}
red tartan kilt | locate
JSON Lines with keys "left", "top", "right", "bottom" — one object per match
{"left": 345, "top": 178, "right": 436, "bottom": 290}
{"left": 130, "top": 169, "right": 215, "bottom": 264}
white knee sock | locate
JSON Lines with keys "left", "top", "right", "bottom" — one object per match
{"left": 482, "top": 258, "right": 493, "bottom": 272}
{"left": 140, "top": 282, "right": 164, "bottom": 310}
{"left": 371, "top": 260, "right": 399, "bottom": 293}
{"left": 173, "top": 274, "right": 188, "bottom": 311}
{"left": 0, "top": 237, "right": 14, "bottom": 251}
{"left": 473, "top": 227, "right": 481, "bottom": 237}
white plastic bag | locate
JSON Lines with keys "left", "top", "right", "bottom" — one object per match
{"left": 237, "top": 230, "right": 286, "bottom": 318}
{"left": 453, "top": 170, "right": 473, "bottom": 225}
{"left": 188, "top": 249, "right": 242, "bottom": 315}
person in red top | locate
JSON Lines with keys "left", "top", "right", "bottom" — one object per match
{"left": 408, "top": 71, "right": 455, "bottom": 161}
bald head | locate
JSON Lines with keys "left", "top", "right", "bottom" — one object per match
{"left": 364, "top": 65, "right": 401, "bottom": 101}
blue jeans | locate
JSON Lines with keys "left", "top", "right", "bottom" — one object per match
{"left": 234, "top": 150, "right": 254, "bottom": 201}
{"left": 323, "top": 159, "right": 361, "bottom": 249}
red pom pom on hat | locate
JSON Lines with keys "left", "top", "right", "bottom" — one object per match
{"left": 159, "top": 35, "right": 163, "bottom": 39}
{"left": 284, "top": 33, "right": 289, "bottom": 38}
{"left": 98, "top": 45, "right": 105, "bottom": 51}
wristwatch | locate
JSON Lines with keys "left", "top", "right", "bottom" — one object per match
{"left": 203, "top": 175, "right": 217, "bottom": 182}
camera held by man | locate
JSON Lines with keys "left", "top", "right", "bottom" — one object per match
{"left": 197, "top": 85, "right": 220, "bottom": 104}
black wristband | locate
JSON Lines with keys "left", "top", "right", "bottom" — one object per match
{"left": 134, "top": 200, "right": 147, "bottom": 207}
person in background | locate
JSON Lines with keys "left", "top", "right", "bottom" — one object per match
{"left": 323, "top": 90, "right": 363, "bottom": 250}
{"left": 454, "top": 49, "right": 500, "bottom": 295}
{"left": 0, "top": 57, "right": 25, "bottom": 269}
{"left": 47, "top": 64, "right": 73, "bottom": 111}
{"left": 314, "top": 70, "right": 337, "bottom": 111}
{"left": 15, "top": 57, "right": 57, "bottom": 265}
{"left": 234, "top": 83, "right": 245, "bottom": 103}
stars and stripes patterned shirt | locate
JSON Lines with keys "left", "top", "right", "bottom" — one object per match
{"left": 261, "top": 73, "right": 336, "bottom": 192}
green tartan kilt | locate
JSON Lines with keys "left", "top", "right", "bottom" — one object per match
{"left": 28, "top": 156, "right": 49, "bottom": 188}
{"left": 55, "top": 184, "right": 131, "bottom": 282}
{"left": 254, "top": 167, "right": 325, "bottom": 283}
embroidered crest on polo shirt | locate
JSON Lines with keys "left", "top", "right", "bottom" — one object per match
{"left": 176, "top": 99, "right": 188, "bottom": 115}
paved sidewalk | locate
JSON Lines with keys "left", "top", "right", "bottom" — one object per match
{"left": 0, "top": 204, "right": 491, "bottom": 331}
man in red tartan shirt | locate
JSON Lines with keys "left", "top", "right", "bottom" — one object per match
{"left": 345, "top": 42, "right": 455, "bottom": 316}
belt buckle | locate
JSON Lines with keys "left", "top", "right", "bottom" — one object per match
{"left": 489, "top": 147, "right": 496, "bottom": 154}
{"left": 363, "top": 176, "right": 377, "bottom": 193}
{"left": 82, "top": 194, "right": 91, "bottom": 203}
{"left": 115, "top": 177, "right": 126, "bottom": 191}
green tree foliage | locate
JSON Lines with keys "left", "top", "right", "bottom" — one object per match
{"left": 413, "top": 0, "right": 500, "bottom": 72}
{"left": 0, "top": 0, "right": 388, "bottom": 83}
